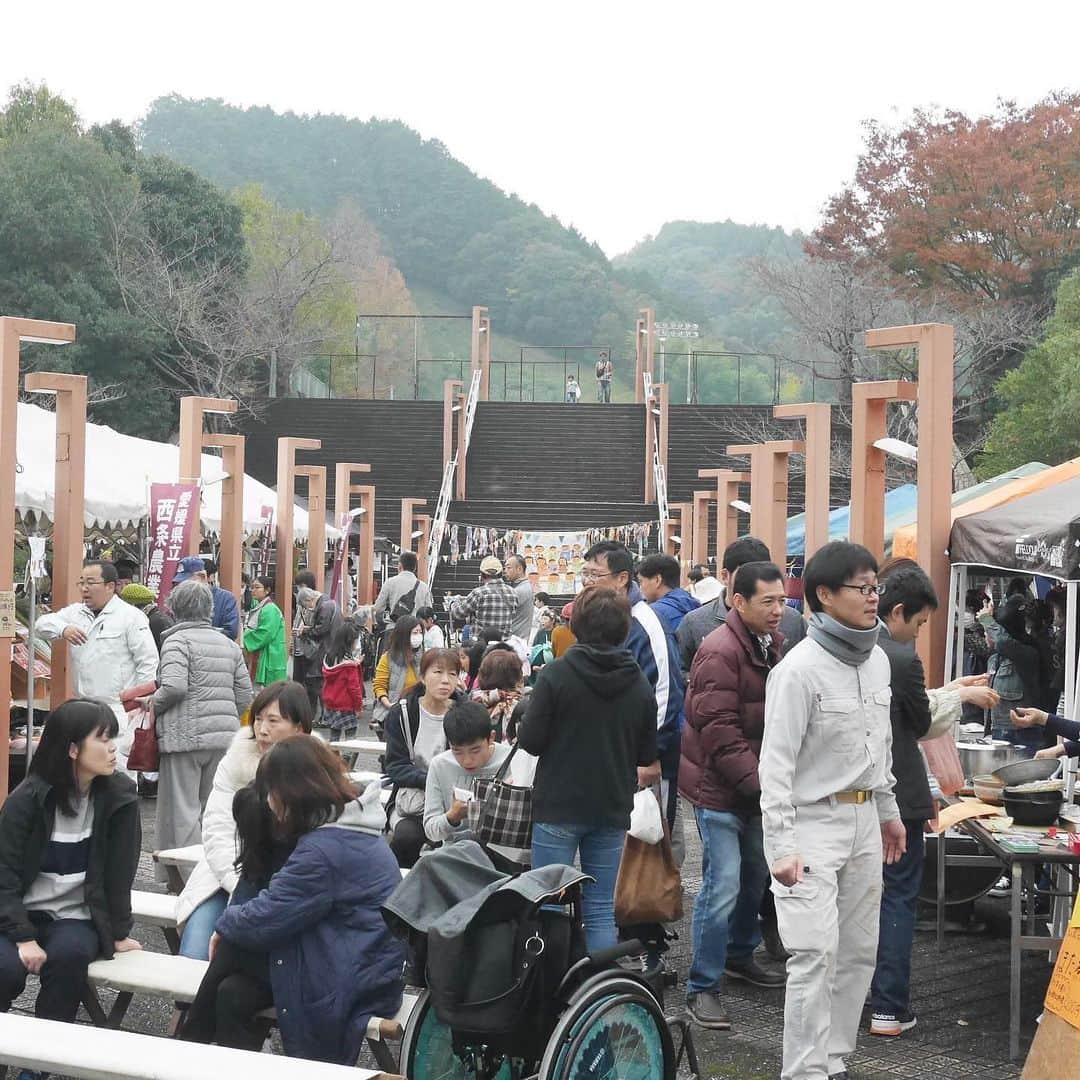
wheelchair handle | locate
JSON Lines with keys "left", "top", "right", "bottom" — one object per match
{"left": 586, "top": 939, "right": 644, "bottom": 968}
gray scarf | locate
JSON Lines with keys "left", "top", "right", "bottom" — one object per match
{"left": 807, "top": 612, "right": 880, "bottom": 667}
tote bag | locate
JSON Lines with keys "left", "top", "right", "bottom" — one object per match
{"left": 614, "top": 818, "right": 683, "bottom": 924}
{"left": 469, "top": 745, "right": 534, "bottom": 851}
{"left": 126, "top": 706, "right": 159, "bottom": 773}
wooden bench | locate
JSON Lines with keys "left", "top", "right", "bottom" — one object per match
{"left": 0, "top": 1012, "right": 401, "bottom": 1079}
{"left": 152, "top": 844, "right": 204, "bottom": 894}
{"left": 82, "top": 950, "right": 416, "bottom": 1071}
{"left": 130, "top": 890, "right": 181, "bottom": 953}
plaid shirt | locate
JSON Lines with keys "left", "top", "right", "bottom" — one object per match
{"left": 452, "top": 579, "right": 518, "bottom": 638}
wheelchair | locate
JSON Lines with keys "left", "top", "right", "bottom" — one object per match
{"left": 397, "top": 881, "right": 699, "bottom": 1079}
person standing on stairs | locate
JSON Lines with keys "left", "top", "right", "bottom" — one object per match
{"left": 451, "top": 556, "right": 517, "bottom": 640}
{"left": 565, "top": 374, "right": 582, "bottom": 403}
{"left": 596, "top": 353, "right": 614, "bottom": 403}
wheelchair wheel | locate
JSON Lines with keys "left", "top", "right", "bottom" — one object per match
{"left": 537, "top": 975, "right": 675, "bottom": 1080}
{"left": 399, "top": 990, "right": 514, "bottom": 1080}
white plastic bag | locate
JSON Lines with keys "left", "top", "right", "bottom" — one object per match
{"left": 628, "top": 788, "right": 664, "bottom": 845}
{"left": 509, "top": 748, "right": 537, "bottom": 787}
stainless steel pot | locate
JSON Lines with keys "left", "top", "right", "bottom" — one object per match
{"left": 955, "top": 739, "right": 1027, "bottom": 782}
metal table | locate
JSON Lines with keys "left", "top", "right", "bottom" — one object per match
{"left": 936, "top": 813, "right": 1080, "bottom": 1060}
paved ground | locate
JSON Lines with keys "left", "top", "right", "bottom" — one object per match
{"left": 7, "top": 793, "right": 1051, "bottom": 1079}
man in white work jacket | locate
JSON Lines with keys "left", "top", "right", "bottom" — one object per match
{"left": 758, "top": 541, "right": 906, "bottom": 1080}
{"left": 37, "top": 559, "right": 159, "bottom": 770}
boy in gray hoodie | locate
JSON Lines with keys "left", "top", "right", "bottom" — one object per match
{"left": 423, "top": 700, "right": 512, "bottom": 846}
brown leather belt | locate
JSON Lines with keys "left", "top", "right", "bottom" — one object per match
{"left": 834, "top": 789, "right": 872, "bottom": 804}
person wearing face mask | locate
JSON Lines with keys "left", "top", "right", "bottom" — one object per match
{"left": 372, "top": 616, "right": 424, "bottom": 732}
{"left": 383, "top": 648, "right": 465, "bottom": 868}
{"left": 174, "top": 682, "right": 314, "bottom": 960}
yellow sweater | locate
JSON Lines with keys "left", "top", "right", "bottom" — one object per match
{"left": 373, "top": 651, "right": 420, "bottom": 702}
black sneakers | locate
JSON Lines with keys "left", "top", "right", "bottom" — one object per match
{"left": 724, "top": 956, "right": 786, "bottom": 988}
{"left": 686, "top": 992, "right": 731, "bottom": 1030}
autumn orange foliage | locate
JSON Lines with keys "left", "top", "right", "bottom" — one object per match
{"left": 810, "top": 93, "right": 1080, "bottom": 304}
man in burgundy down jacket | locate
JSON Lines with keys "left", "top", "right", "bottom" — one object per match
{"left": 679, "top": 560, "right": 788, "bottom": 1030}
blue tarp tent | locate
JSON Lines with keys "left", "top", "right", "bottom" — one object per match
{"left": 785, "top": 462, "right": 1049, "bottom": 560}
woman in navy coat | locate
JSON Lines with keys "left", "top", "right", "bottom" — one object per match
{"left": 181, "top": 736, "right": 405, "bottom": 1064}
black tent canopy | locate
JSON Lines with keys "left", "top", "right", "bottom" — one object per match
{"left": 948, "top": 473, "right": 1080, "bottom": 581}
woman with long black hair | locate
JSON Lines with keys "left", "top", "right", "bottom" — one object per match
{"left": 0, "top": 699, "right": 141, "bottom": 1034}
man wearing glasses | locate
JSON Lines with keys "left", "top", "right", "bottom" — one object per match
{"left": 37, "top": 559, "right": 159, "bottom": 771}
{"left": 758, "top": 541, "right": 906, "bottom": 1080}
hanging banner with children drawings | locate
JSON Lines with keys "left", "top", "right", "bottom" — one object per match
{"left": 440, "top": 521, "right": 657, "bottom": 594}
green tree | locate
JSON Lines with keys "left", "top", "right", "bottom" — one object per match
{"left": 979, "top": 269, "right": 1080, "bottom": 475}
{"left": 0, "top": 81, "right": 80, "bottom": 140}
{"left": 0, "top": 114, "right": 166, "bottom": 436}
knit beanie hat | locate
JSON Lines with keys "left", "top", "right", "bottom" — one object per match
{"left": 120, "top": 583, "right": 155, "bottom": 607}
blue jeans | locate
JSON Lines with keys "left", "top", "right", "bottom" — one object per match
{"left": 871, "top": 821, "right": 925, "bottom": 1015}
{"left": 179, "top": 890, "right": 229, "bottom": 960}
{"left": 531, "top": 822, "right": 625, "bottom": 953}
{"left": 688, "top": 807, "right": 769, "bottom": 994}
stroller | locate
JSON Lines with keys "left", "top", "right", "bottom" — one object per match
{"left": 383, "top": 842, "right": 698, "bottom": 1079}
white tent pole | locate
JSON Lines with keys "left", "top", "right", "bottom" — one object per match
{"left": 1065, "top": 581, "right": 1077, "bottom": 805}
{"left": 944, "top": 564, "right": 959, "bottom": 687}
{"left": 955, "top": 564, "right": 969, "bottom": 683}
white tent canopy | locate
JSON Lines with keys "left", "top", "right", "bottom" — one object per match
{"left": 15, "top": 402, "right": 335, "bottom": 541}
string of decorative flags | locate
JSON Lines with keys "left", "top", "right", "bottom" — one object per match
{"left": 440, "top": 521, "right": 658, "bottom": 566}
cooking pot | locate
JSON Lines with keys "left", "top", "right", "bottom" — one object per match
{"left": 955, "top": 739, "right": 1027, "bottom": 782}
{"left": 1002, "top": 788, "right": 1064, "bottom": 827}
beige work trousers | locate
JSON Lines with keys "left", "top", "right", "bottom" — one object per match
{"left": 772, "top": 799, "right": 883, "bottom": 1080}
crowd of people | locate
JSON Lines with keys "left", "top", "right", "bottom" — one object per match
{"left": 0, "top": 536, "right": 1067, "bottom": 1078}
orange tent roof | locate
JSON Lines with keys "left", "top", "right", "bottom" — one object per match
{"left": 891, "top": 456, "right": 1080, "bottom": 560}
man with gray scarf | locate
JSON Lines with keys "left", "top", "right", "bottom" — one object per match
{"left": 758, "top": 541, "right": 906, "bottom": 1080}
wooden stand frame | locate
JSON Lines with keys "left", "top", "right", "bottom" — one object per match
{"left": 726, "top": 441, "right": 804, "bottom": 573}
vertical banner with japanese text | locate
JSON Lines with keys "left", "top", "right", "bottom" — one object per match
{"left": 147, "top": 483, "right": 199, "bottom": 604}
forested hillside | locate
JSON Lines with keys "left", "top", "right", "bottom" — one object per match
{"left": 139, "top": 96, "right": 692, "bottom": 350}
{"left": 616, "top": 220, "right": 804, "bottom": 351}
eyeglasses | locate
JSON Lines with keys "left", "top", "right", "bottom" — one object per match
{"left": 579, "top": 569, "right": 614, "bottom": 582}
{"left": 78, "top": 578, "right": 106, "bottom": 587}
{"left": 838, "top": 582, "right": 885, "bottom": 597}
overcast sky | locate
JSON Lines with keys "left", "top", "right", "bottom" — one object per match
{"left": 7, "top": 2, "right": 1080, "bottom": 255}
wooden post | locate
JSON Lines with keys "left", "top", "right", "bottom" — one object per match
{"left": 848, "top": 381, "right": 918, "bottom": 561}
{"left": 774, "top": 403, "right": 832, "bottom": 561}
{"left": 634, "top": 308, "right": 655, "bottom": 403}
{"left": 698, "top": 469, "right": 751, "bottom": 559}
{"left": 23, "top": 371, "right": 86, "bottom": 709}
{"left": 865, "top": 323, "right": 955, "bottom": 686}
{"left": 355, "top": 485, "right": 377, "bottom": 605}
{"left": 726, "top": 441, "right": 805, "bottom": 574}
{"left": 200, "top": 433, "right": 244, "bottom": 605}
{"left": 692, "top": 489, "right": 714, "bottom": 569}
{"left": 178, "top": 397, "right": 238, "bottom": 556}
{"left": 276, "top": 437, "right": 320, "bottom": 636}
{"left": 295, "top": 465, "right": 327, "bottom": 591}
{"left": 471, "top": 307, "right": 490, "bottom": 401}
{"left": 0, "top": 317, "right": 76, "bottom": 804}
{"left": 400, "top": 498, "right": 427, "bottom": 555}
{"left": 442, "top": 379, "right": 462, "bottom": 472}
{"left": 415, "top": 514, "right": 432, "bottom": 583}
{"left": 670, "top": 502, "right": 693, "bottom": 573}
{"left": 455, "top": 387, "right": 468, "bottom": 501}
{"left": 333, "top": 462, "right": 371, "bottom": 615}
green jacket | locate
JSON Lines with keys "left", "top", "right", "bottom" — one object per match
{"left": 243, "top": 600, "right": 288, "bottom": 685}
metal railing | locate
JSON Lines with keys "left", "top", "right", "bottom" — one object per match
{"left": 643, "top": 372, "right": 670, "bottom": 552}
{"left": 426, "top": 369, "right": 482, "bottom": 586}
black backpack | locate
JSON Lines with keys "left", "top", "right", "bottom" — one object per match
{"left": 390, "top": 581, "right": 420, "bottom": 621}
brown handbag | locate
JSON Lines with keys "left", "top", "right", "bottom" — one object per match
{"left": 614, "top": 818, "right": 683, "bottom": 925}
{"left": 126, "top": 705, "right": 159, "bottom": 773}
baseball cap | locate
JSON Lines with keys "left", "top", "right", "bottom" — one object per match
{"left": 479, "top": 556, "right": 503, "bottom": 577}
{"left": 173, "top": 555, "right": 207, "bottom": 584}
